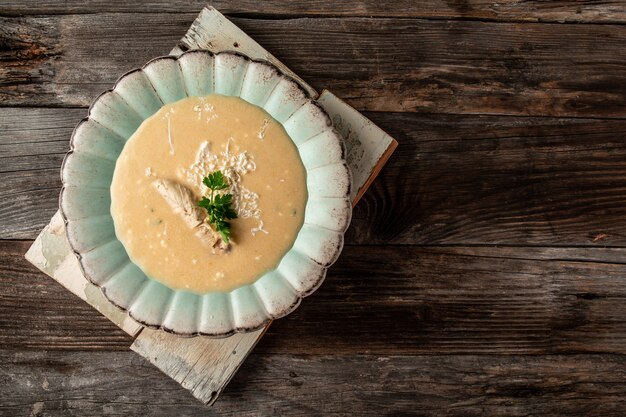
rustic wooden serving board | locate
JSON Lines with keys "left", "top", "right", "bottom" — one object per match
{"left": 24, "top": 6, "right": 397, "bottom": 405}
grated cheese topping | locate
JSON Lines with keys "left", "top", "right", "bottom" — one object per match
{"left": 163, "top": 108, "right": 176, "bottom": 155}
{"left": 193, "top": 102, "right": 218, "bottom": 123}
{"left": 257, "top": 118, "right": 270, "bottom": 140}
{"left": 184, "top": 138, "right": 266, "bottom": 235}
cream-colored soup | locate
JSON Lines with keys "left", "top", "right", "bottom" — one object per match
{"left": 110, "top": 95, "right": 307, "bottom": 293}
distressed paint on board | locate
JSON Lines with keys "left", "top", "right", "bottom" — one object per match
{"left": 25, "top": 213, "right": 142, "bottom": 337}
{"left": 171, "top": 7, "right": 317, "bottom": 98}
{"left": 317, "top": 90, "right": 397, "bottom": 203}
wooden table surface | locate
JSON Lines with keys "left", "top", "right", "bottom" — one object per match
{"left": 2, "top": 1, "right": 626, "bottom": 415}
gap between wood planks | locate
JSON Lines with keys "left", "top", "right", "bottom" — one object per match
{"left": 2, "top": 15, "right": 625, "bottom": 117}
{"left": 3, "top": 238, "right": 626, "bottom": 250}
{"left": 1, "top": 351, "right": 625, "bottom": 416}
{"left": 5, "top": 109, "right": 626, "bottom": 245}
{"left": 1, "top": 0, "right": 626, "bottom": 25}
{"left": 3, "top": 239, "right": 626, "bottom": 355}
{"left": 1, "top": 11, "right": 626, "bottom": 26}
{"left": 5, "top": 105, "right": 626, "bottom": 122}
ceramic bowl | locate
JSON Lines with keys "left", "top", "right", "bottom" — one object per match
{"left": 59, "top": 50, "right": 352, "bottom": 336}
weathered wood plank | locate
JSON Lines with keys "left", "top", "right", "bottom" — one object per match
{"left": 2, "top": 1, "right": 625, "bottom": 24}
{"left": 0, "top": 108, "right": 79, "bottom": 239}
{"left": 1, "top": 15, "right": 625, "bottom": 117}
{"left": 4, "top": 240, "right": 626, "bottom": 354}
{"left": 5, "top": 108, "right": 626, "bottom": 246}
{"left": 351, "top": 112, "right": 626, "bottom": 246}
{"left": 0, "top": 14, "right": 187, "bottom": 106}
{"left": 1, "top": 350, "right": 625, "bottom": 416}
{"left": 0, "top": 241, "right": 133, "bottom": 350}
{"left": 131, "top": 327, "right": 267, "bottom": 405}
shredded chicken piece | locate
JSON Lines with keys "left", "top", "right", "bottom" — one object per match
{"left": 152, "top": 179, "right": 230, "bottom": 253}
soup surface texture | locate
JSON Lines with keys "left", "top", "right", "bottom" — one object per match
{"left": 110, "top": 95, "right": 307, "bottom": 293}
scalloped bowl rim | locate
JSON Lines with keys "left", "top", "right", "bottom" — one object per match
{"left": 59, "top": 49, "right": 352, "bottom": 337}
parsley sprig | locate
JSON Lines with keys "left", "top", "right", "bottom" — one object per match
{"left": 198, "top": 171, "right": 238, "bottom": 243}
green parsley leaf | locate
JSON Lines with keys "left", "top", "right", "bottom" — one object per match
{"left": 203, "top": 171, "right": 228, "bottom": 191}
{"left": 198, "top": 170, "right": 237, "bottom": 243}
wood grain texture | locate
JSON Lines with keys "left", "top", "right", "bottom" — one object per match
{"left": 131, "top": 327, "right": 267, "bottom": 405}
{"left": 0, "top": 240, "right": 133, "bottom": 350}
{"left": 0, "top": 108, "right": 78, "bottom": 239}
{"left": 5, "top": 108, "right": 626, "bottom": 246}
{"left": 1, "top": 15, "right": 626, "bottom": 117}
{"left": 3, "top": 240, "right": 626, "bottom": 355}
{"left": 2, "top": 3, "right": 626, "bottom": 413}
{"left": 351, "top": 112, "right": 626, "bottom": 246}
{"left": 1, "top": 350, "right": 625, "bottom": 416}
{"left": 1, "top": 1, "right": 625, "bottom": 23}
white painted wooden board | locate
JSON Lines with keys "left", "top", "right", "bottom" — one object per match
{"left": 25, "top": 212, "right": 142, "bottom": 337}
{"left": 170, "top": 7, "right": 317, "bottom": 98}
{"left": 25, "top": 6, "right": 397, "bottom": 406}
{"left": 317, "top": 90, "right": 398, "bottom": 203}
